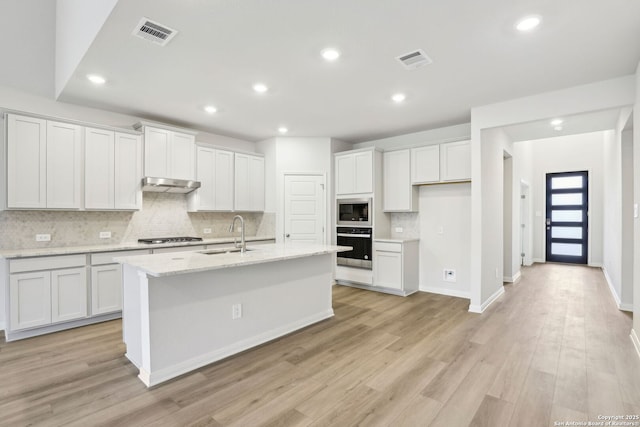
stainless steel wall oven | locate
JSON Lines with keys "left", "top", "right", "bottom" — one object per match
{"left": 336, "top": 227, "right": 372, "bottom": 269}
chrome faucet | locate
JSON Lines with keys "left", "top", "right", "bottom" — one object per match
{"left": 229, "top": 215, "right": 246, "bottom": 253}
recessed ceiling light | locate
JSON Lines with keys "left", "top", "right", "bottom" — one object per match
{"left": 550, "top": 118, "right": 563, "bottom": 126}
{"left": 87, "top": 74, "right": 106, "bottom": 85}
{"left": 253, "top": 83, "right": 268, "bottom": 93}
{"left": 391, "top": 93, "right": 406, "bottom": 103}
{"left": 278, "top": 127, "right": 288, "bottom": 134}
{"left": 204, "top": 105, "right": 217, "bottom": 114}
{"left": 554, "top": 125, "right": 563, "bottom": 131}
{"left": 321, "top": 48, "right": 341, "bottom": 61}
{"left": 516, "top": 16, "right": 541, "bottom": 32}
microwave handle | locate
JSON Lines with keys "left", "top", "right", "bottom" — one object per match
{"left": 337, "top": 233, "right": 371, "bottom": 238}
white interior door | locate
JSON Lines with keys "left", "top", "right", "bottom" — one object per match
{"left": 284, "top": 174, "right": 325, "bottom": 245}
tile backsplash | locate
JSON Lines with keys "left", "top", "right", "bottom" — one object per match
{"left": 390, "top": 212, "right": 420, "bottom": 239}
{"left": 0, "top": 193, "right": 275, "bottom": 250}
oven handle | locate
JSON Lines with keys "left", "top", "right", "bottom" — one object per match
{"left": 337, "top": 233, "right": 371, "bottom": 238}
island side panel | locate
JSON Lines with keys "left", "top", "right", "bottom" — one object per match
{"left": 122, "top": 264, "right": 145, "bottom": 370}
{"left": 145, "top": 253, "right": 334, "bottom": 386}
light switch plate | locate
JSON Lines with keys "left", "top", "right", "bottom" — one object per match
{"left": 395, "top": 227, "right": 403, "bottom": 233}
{"left": 204, "top": 228, "right": 212, "bottom": 234}
{"left": 99, "top": 231, "right": 111, "bottom": 239}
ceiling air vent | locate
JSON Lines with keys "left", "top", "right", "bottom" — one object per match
{"left": 396, "top": 49, "right": 433, "bottom": 70}
{"left": 132, "top": 17, "right": 177, "bottom": 46}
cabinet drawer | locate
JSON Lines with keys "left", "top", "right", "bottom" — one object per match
{"left": 373, "top": 242, "right": 402, "bottom": 253}
{"left": 9, "top": 254, "right": 87, "bottom": 273}
{"left": 91, "top": 249, "right": 151, "bottom": 265}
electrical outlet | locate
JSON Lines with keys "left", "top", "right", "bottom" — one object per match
{"left": 395, "top": 227, "right": 403, "bottom": 233}
{"left": 35, "top": 234, "right": 51, "bottom": 242}
{"left": 232, "top": 303, "right": 242, "bottom": 319}
{"left": 99, "top": 231, "right": 111, "bottom": 239}
{"left": 203, "top": 228, "right": 212, "bottom": 234}
{"left": 443, "top": 269, "right": 456, "bottom": 282}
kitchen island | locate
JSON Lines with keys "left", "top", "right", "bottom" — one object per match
{"left": 115, "top": 243, "right": 348, "bottom": 387}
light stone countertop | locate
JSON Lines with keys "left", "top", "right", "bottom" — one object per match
{"left": 0, "top": 236, "right": 275, "bottom": 259}
{"left": 115, "top": 243, "right": 351, "bottom": 277}
{"left": 374, "top": 238, "right": 420, "bottom": 243}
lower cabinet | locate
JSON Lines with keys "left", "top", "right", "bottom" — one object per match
{"left": 10, "top": 266, "right": 87, "bottom": 330}
{"left": 372, "top": 240, "right": 419, "bottom": 295}
{"left": 91, "top": 264, "right": 122, "bottom": 315}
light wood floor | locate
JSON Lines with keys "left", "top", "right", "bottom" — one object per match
{"left": 1, "top": 263, "right": 639, "bottom": 426}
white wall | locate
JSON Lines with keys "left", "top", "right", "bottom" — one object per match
{"left": 471, "top": 75, "right": 636, "bottom": 312}
{"left": 417, "top": 184, "right": 471, "bottom": 298}
{"left": 621, "top": 128, "right": 634, "bottom": 310}
{"left": 503, "top": 155, "right": 514, "bottom": 281}
{"left": 55, "top": 0, "right": 118, "bottom": 98}
{"left": 633, "top": 62, "right": 640, "bottom": 344}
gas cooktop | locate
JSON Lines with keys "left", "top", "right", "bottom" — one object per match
{"left": 138, "top": 237, "right": 204, "bottom": 244}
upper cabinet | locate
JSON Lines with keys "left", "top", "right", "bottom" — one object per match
{"left": 85, "top": 127, "right": 142, "bottom": 210}
{"left": 440, "top": 140, "right": 471, "bottom": 182}
{"left": 383, "top": 150, "right": 418, "bottom": 212}
{"left": 137, "top": 124, "right": 196, "bottom": 180}
{"left": 335, "top": 149, "right": 374, "bottom": 195}
{"left": 188, "top": 145, "right": 235, "bottom": 212}
{"left": 7, "top": 114, "right": 81, "bottom": 209}
{"left": 411, "top": 145, "right": 440, "bottom": 184}
{"left": 234, "top": 153, "right": 265, "bottom": 212}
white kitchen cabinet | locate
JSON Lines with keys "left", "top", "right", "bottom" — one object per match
{"left": 85, "top": 128, "right": 115, "bottom": 209}
{"left": 440, "top": 140, "right": 471, "bottom": 182}
{"left": 9, "top": 271, "right": 51, "bottom": 330}
{"left": 6, "top": 114, "right": 81, "bottom": 209}
{"left": 141, "top": 125, "right": 195, "bottom": 180}
{"left": 6, "top": 114, "right": 47, "bottom": 208}
{"left": 411, "top": 145, "right": 440, "bottom": 184}
{"left": 46, "top": 121, "right": 82, "bottom": 209}
{"left": 335, "top": 149, "right": 374, "bottom": 195}
{"left": 85, "top": 128, "right": 142, "bottom": 210}
{"left": 188, "top": 146, "right": 234, "bottom": 211}
{"left": 372, "top": 240, "right": 419, "bottom": 295}
{"left": 91, "top": 264, "right": 122, "bottom": 315}
{"left": 234, "top": 153, "right": 265, "bottom": 211}
{"left": 383, "top": 149, "right": 417, "bottom": 212}
{"left": 114, "top": 132, "right": 143, "bottom": 209}
{"left": 51, "top": 268, "right": 87, "bottom": 323}
{"left": 9, "top": 265, "right": 86, "bottom": 331}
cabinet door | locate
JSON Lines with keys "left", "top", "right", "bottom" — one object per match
{"left": 215, "top": 149, "right": 234, "bottom": 210}
{"left": 171, "top": 132, "right": 195, "bottom": 180}
{"left": 51, "top": 267, "right": 87, "bottom": 323}
{"left": 195, "top": 146, "right": 216, "bottom": 210}
{"left": 383, "top": 150, "right": 414, "bottom": 212}
{"left": 440, "top": 140, "right": 471, "bottom": 182}
{"left": 91, "top": 264, "right": 122, "bottom": 315}
{"left": 354, "top": 151, "right": 373, "bottom": 193}
{"left": 234, "top": 153, "right": 250, "bottom": 211}
{"left": 249, "top": 155, "right": 265, "bottom": 211}
{"left": 373, "top": 250, "right": 403, "bottom": 290}
{"left": 411, "top": 145, "right": 440, "bottom": 184}
{"left": 85, "top": 127, "right": 115, "bottom": 209}
{"left": 335, "top": 154, "right": 355, "bottom": 195}
{"left": 114, "top": 133, "right": 142, "bottom": 210}
{"left": 7, "top": 114, "right": 47, "bottom": 208}
{"left": 9, "top": 271, "right": 51, "bottom": 330}
{"left": 46, "top": 121, "right": 82, "bottom": 209}
{"left": 144, "top": 127, "right": 171, "bottom": 178}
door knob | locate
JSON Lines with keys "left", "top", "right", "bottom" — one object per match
{"left": 285, "top": 234, "right": 290, "bottom": 238}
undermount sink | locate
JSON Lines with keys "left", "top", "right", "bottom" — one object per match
{"left": 199, "top": 247, "right": 253, "bottom": 255}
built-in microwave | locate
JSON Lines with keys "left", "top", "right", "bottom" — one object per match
{"left": 337, "top": 198, "right": 372, "bottom": 226}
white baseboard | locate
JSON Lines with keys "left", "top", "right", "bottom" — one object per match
{"left": 468, "top": 286, "right": 505, "bottom": 314}
{"left": 141, "top": 309, "right": 334, "bottom": 387}
{"left": 533, "top": 258, "right": 545, "bottom": 264}
{"left": 420, "top": 286, "right": 470, "bottom": 300}
{"left": 0, "top": 321, "right": 5, "bottom": 333}
{"left": 503, "top": 270, "right": 522, "bottom": 284}
{"left": 589, "top": 262, "right": 603, "bottom": 268}
{"left": 601, "top": 268, "right": 633, "bottom": 312}
{"left": 631, "top": 329, "right": 640, "bottom": 362}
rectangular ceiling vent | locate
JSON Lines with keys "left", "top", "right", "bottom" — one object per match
{"left": 396, "top": 49, "right": 433, "bottom": 70}
{"left": 133, "top": 17, "right": 177, "bottom": 46}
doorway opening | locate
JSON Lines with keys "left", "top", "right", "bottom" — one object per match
{"left": 545, "top": 171, "right": 589, "bottom": 264}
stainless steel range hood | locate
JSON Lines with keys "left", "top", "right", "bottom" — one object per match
{"left": 142, "top": 177, "right": 201, "bottom": 194}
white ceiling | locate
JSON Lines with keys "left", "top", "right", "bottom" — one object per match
{"left": 3, "top": 0, "right": 640, "bottom": 143}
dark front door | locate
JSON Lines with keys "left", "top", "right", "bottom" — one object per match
{"left": 545, "top": 171, "right": 588, "bottom": 264}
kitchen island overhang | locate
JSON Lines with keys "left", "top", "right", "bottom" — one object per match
{"left": 115, "top": 244, "right": 350, "bottom": 387}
